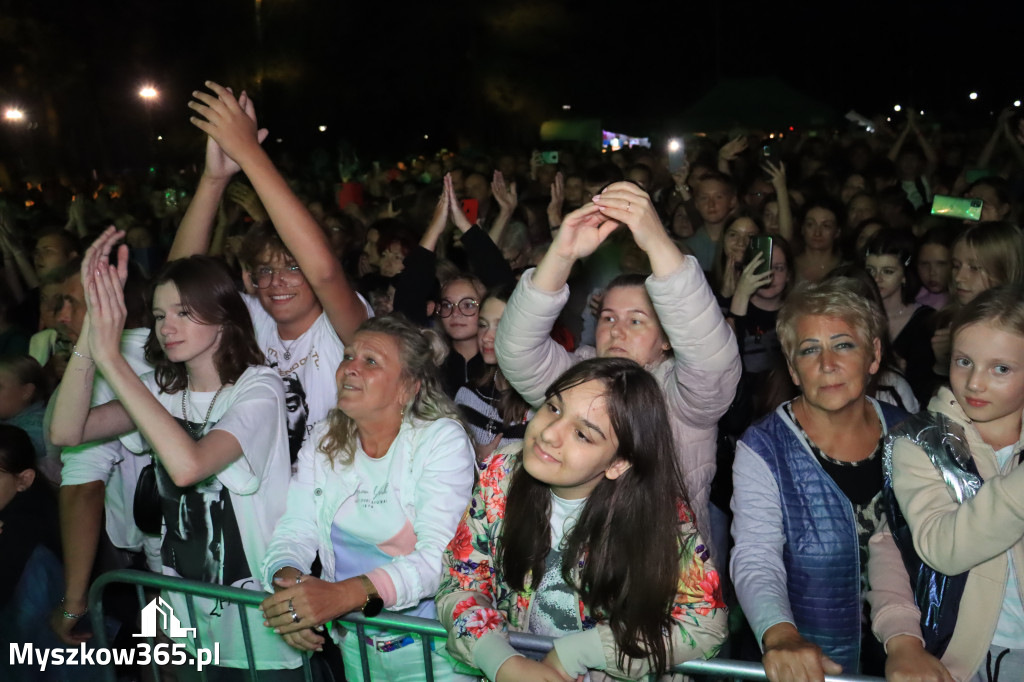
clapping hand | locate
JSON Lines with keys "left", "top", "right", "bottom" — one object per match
{"left": 80, "top": 227, "right": 129, "bottom": 367}
{"left": 189, "top": 82, "right": 270, "bottom": 171}
{"left": 548, "top": 171, "right": 565, "bottom": 227}
{"left": 445, "top": 173, "right": 473, "bottom": 233}
{"left": 492, "top": 171, "right": 518, "bottom": 215}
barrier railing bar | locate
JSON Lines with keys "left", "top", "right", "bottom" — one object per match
{"left": 355, "top": 622, "right": 371, "bottom": 681}
{"left": 89, "top": 570, "right": 883, "bottom": 682}
{"left": 184, "top": 592, "right": 209, "bottom": 682}
{"left": 422, "top": 633, "right": 435, "bottom": 682}
{"left": 237, "top": 600, "right": 259, "bottom": 682}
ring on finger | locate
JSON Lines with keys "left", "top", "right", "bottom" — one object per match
{"left": 291, "top": 611, "right": 301, "bottom": 623}
{"left": 288, "top": 599, "right": 295, "bottom": 612}
{"left": 627, "top": 201, "right": 632, "bottom": 211}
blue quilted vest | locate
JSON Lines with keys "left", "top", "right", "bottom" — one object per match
{"left": 741, "top": 400, "right": 907, "bottom": 673}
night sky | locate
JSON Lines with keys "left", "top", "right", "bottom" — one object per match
{"left": 1, "top": 0, "right": 1021, "bottom": 172}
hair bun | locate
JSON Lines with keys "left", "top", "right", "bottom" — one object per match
{"left": 420, "top": 328, "right": 450, "bottom": 368}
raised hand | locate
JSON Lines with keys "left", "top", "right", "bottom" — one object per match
{"left": 548, "top": 171, "right": 565, "bottom": 227}
{"left": 188, "top": 82, "right": 270, "bottom": 170}
{"left": 550, "top": 203, "right": 618, "bottom": 262}
{"left": 226, "top": 182, "right": 268, "bottom": 221}
{"left": 426, "top": 182, "right": 450, "bottom": 235}
{"left": 762, "top": 160, "right": 787, "bottom": 190}
{"left": 719, "top": 135, "right": 749, "bottom": 162}
{"left": 732, "top": 254, "right": 773, "bottom": 304}
{"left": 445, "top": 173, "right": 473, "bottom": 233}
{"left": 590, "top": 182, "right": 665, "bottom": 254}
{"left": 492, "top": 171, "right": 518, "bottom": 214}
{"left": 81, "top": 228, "right": 129, "bottom": 366}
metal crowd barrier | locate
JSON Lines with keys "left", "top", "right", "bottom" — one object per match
{"left": 88, "top": 569, "right": 883, "bottom": 681}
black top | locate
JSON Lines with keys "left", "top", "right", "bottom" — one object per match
{"left": 0, "top": 480, "right": 60, "bottom": 608}
{"left": 392, "top": 225, "right": 515, "bottom": 399}
{"left": 891, "top": 305, "right": 937, "bottom": 407}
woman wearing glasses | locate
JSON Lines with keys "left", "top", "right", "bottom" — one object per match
{"left": 392, "top": 174, "right": 517, "bottom": 398}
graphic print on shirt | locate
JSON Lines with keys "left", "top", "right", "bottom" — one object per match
{"left": 279, "top": 371, "right": 309, "bottom": 463}
{"left": 527, "top": 546, "right": 582, "bottom": 637}
{"left": 155, "top": 417, "right": 250, "bottom": 590}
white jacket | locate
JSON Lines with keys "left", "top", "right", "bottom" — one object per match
{"left": 261, "top": 416, "right": 475, "bottom": 611}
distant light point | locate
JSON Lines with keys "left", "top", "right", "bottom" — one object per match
{"left": 893, "top": 104, "right": 901, "bottom": 112}
{"left": 318, "top": 125, "right": 327, "bottom": 132}
{"left": 139, "top": 86, "right": 158, "bottom": 99}
{"left": 969, "top": 92, "right": 978, "bottom": 100}
{"left": 4, "top": 108, "right": 24, "bottom": 121}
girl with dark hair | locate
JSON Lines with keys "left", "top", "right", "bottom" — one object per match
{"left": 438, "top": 358, "right": 727, "bottom": 681}
{"left": 864, "top": 229, "right": 937, "bottom": 405}
{"left": 794, "top": 198, "right": 845, "bottom": 284}
{"left": 51, "top": 228, "right": 301, "bottom": 677}
{"left": 454, "top": 285, "right": 532, "bottom": 463}
{"left": 710, "top": 215, "right": 762, "bottom": 301}
{"left": 915, "top": 225, "right": 956, "bottom": 309}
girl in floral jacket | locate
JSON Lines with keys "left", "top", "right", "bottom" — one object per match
{"left": 437, "top": 358, "right": 728, "bottom": 681}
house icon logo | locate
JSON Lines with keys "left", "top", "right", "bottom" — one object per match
{"left": 134, "top": 597, "right": 197, "bottom": 639}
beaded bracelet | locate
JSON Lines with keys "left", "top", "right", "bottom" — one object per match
{"left": 71, "top": 347, "right": 93, "bottom": 364}
{"left": 59, "top": 597, "right": 88, "bottom": 620}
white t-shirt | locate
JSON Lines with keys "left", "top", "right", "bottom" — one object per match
{"left": 992, "top": 443, "right": 1024, "bottom": 648}
{"left": 59, "top": 328, "right": 156, "bottom": 555}
{"left": 120, "top": 364, "right": 299, "bottom": 669}
{"left": 243, "top": 294, "right": 372, "bottom": 461}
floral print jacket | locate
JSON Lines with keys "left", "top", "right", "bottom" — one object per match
{"left": 436, "top": 449, "right": 728, "bottom": 680}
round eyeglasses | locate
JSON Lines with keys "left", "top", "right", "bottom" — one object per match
{"left": 251, "top": 265, "right": 305, "bottom": 289}
{"left": 437, "top": 297, "right": 479, "bottom": 318}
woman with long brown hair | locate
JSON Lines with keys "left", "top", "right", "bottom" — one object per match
{"left": 438, "top": 358, "right": 727, "bottom": 681}
{"left": 51, "top": 227, "right": 300, "bottom": 677}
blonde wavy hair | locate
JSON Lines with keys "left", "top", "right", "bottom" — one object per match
{"left": 318, "top": 315, "right": 460, "bottom": 466}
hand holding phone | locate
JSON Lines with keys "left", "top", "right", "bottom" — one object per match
{"left": 746, "top": 236, "right": 773, "bottom": 276}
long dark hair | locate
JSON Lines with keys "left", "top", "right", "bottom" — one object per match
{"left": 473, "top": 285, "right": 529, "bottom": 426}
{"left": 499, "top": 357, "right": 688, "bottom": 672}
{"left": 145, "top": 256, "right": 265, "bottom": 393}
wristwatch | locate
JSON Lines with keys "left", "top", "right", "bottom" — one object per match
{"left": 357, "top": 575, "right": 384, "bottom": 618}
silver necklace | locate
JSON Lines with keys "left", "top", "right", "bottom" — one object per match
{"left": 280, "top": 336, "right": 299, "bottom": 362}
{"left": 181, "top": 384, "right": 225, "bottom": 439}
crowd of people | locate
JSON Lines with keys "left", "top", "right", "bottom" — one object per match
{"left": 3, "top": 82, "right": 1024, "bottom": 682}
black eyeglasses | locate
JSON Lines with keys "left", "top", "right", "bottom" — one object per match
{"left": 437, "top": 297, "right": 479, "bottom": 318}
